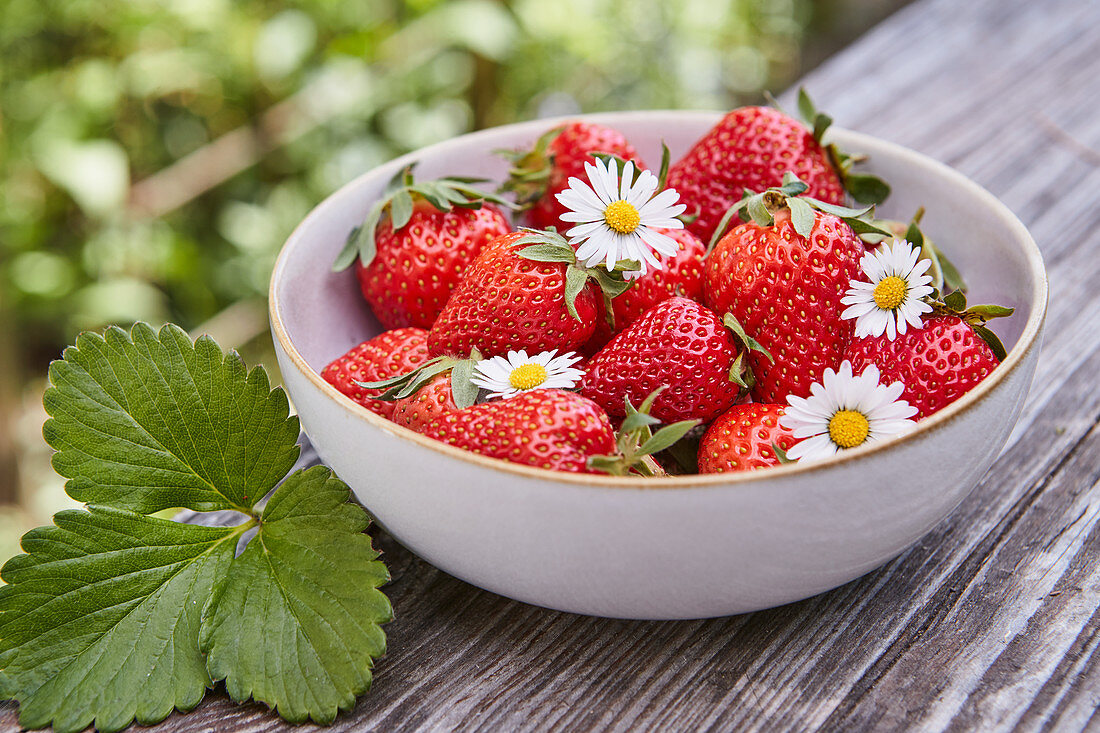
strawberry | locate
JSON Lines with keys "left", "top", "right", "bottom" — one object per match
{"left": 697, "top": 403, "right": 798, "bottom": 473}
{"left": 499, "top": 121, "right": 643, "bottom": 231}
{"left": 582, "top": 227, "right": 706, "bottom": 355}
{"left": 428, "top": 229, "right": 633, "bottom": 359}
{"left": 667, "top": 89, "right": 889, "bottom": 244}
{"left": 581, "top": 297, "right": 767, "bottom": 423}
{"left": 391, "top": 373, "right": 459, "bottom": 433}
{"left": 844, "top": 292, "right": 1012, "bottom": 419}
{"left": 703, "top": 175, "right": 879, "bottom": 404}
{"left": 421, "top": 389, "right": 617, "bottom": 473}
{"left": 320, "top": 328, "right": 430, "bottom": 419}
{"left": 332, "top": 166, "right": 513, "bottom": 330}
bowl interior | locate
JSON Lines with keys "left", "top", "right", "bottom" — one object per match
{"left": 272, "top": 111, "right": 1045, "bottom": 453}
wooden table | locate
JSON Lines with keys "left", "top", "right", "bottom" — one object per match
{"left": 6, "top": 0, "right": 1099, "bottom": 729}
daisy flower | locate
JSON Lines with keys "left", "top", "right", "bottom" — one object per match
{"left": 470, "top": 349, "right": 584, "bottom": 400}
{"left": 554, "top": 157, "right": 686, "bottom": 278}
{"left": 841, "top": 239, "right": 935, "bottom": 340}
{"left": 779, "top": 361, "right": 918, "bottom": 463}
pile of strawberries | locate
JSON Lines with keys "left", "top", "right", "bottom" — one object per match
{"left": 321, "top": 91, "right": 1013, "bottom": 476}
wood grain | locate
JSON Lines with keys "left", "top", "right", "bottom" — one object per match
{"left": 4, "top": 0, "right": 1099, "bottom": 729}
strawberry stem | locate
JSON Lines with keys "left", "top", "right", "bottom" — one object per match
{"left": 587, "top": 388, "right": 700, "bottom": 476}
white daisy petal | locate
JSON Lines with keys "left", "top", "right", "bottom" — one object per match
{"left": 566, "top": 220, "right": 608, "bottom": 243}
{"left": 636, "top": 227, "right": 681, "bottom": 257}
{"left": 842, "top": 301, "right": 878, "bottom": 319}
{"left": 636, "top": 187, "right": 681, "bottom": 216}
{"left": 582, "top": 161, "right": 611, "bottom": 204}
{"left": 556, "top": 183, "right": 606, "bottom": 216}
{"left": 786, "top": 434, "right": 838, "bottom": 463}
{"left": 869, "top": 418, "right": 918, "bottom": 437}
{"left": 533, "top": 350, "right": 555, "bottom": 366}
{"left": 631, "top": 168, "right": 660, "bottom": 200}
{"left": 620, "top": 161, "right": 636, "bottom": 200}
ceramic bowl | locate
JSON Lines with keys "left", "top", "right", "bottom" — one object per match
{"left": 269, "top": 111, "right": 1047, "bottom": 620}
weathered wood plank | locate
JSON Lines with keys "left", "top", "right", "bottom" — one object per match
{"left": 4, "top": 0, "right": 1100, "bottom": 730}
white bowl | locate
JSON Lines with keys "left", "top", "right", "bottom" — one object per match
{"left": 269, "top": 112, "right": 1047, "bottom": 620}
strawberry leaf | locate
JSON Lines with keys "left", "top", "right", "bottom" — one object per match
{"left": 723, "top": 313, "right": 773, "bottom": 364}
{"left": 638, "top": 420, "right": 699, "bottom": 456}
{"left": 746, "top": 194, "right": 774, "bottom": 227}
{"left": 844, "top": 173, "right": 891, "bottom": 206}
{"left": 728, "top": 352, "right": 752, "bottom": 389}
{"left": 935, "top": 245, "right": 967, "bottom": 293}
{"left": 200, "top": 467, "right": 391, "bottom": 726}
{"left": 358, "top": 356, "right": 457, "bottom": 401}
{"left": 708, "top": 192, "right": 752, "bottom": 251}
{"left": 787, "top": 196, "right": 816, "bottom": 239}
{"left": 449, "top": 355, "right": 480, "bottom": 410}
{"left": 972, "top": 325, "right": 1009, "bottom": 362}
{"left": 802, "top": 198, "right": 874, "bottom": 219}
{"left": 3, "top": 325, "right": 393, "bottom": 731}
{"left": 389, "top": 189, "right": 414, "bottom": 230}
{"left": 515, "top": 243, "right": 577, "bottom": 263}
{"left": 968, "top": 304, "right": 1015, "bottom": 319}
{"left": 797, "top": 87, "right": 816, "bottom": 126}
{"left": 0, "top": 508, "right": 241, "bottom": 733}
{"left": 43, "top": 323, "right": 301, "bottom": 515}
{"left": 943, "top": 289, "right": 968, "bottom": 311}
{"left": 657, "top": 142, "right": 671, "bottom": 190}
{"left": 563, "top": 265, "right": 589, "bottom": 321}
{"left": 496, "top": 126, "right": 564, "bottom": 209}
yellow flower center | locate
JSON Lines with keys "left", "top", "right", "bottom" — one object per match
{"left": 508, "top": 363, "right": 548, "bottom": 390}
{"left": 872, "top": 275, "right": 908, "bottom": 310}
{"left": 603, "top": 200, "right": 641, "bottom": 234}
{"left": 828, "top": 410, "right": 870, "bottom": 449}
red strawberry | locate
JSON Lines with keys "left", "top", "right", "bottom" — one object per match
{"left": 333, "top": 167, "right": 513, "bottom": 330}
{"left": 321, "top": 328, "right": 430, "bottom": 419}
{"left": 667, "top": 91, "right": 889, "bottom": 244}
{"left": 428, "top": 229, "right": 632, "bottom": 359}
{"left": 582, "top": 297, "right": 764, "bottom": 424}
{"left": 697, "top": 404, "right": 798, "bottom": 473}
{"left": 703, "top": 179, "right": 870, "bottom": 404}
{"left": 421, "top": 389, "right": 617, "bottom": 473}
{"left": 391, "top": 373, "right": 459, "bottom": 433}
{"left": 582, "top": 227, "right": 706, "bottom": 355}
{"left": 844, "top": 299, "right": 1010, "bottom": 419}
{"left": 500, "top": 121, "right": 643, "bottom": 231}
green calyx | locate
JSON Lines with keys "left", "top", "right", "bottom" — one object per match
{"left": 929, "top": 289, "right": 1015, "bottom": 362}
{"left": 495, "top": 126, "right": 565, "bottom": 211}
{"left": 587, "top": 388, "right": 700, "bottom": 477}
{"left": 722, "top": 313, "right": 773, "bottom": 390}
{"left": 708, "top": 172, "right": 892, "bottom": 250}
{"left": 511, "top": 228, "right": 637, "bottom": 325}
{"left": 357, "top": 348, "right": 483, "bottom": 409}
{"left": 795, "top": 87, "right": 891, "bottom": 206}
{"left": 333, "top": 164, "right": 513, "bottom": 272}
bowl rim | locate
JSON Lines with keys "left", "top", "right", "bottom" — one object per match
{"left": 269, "top": 110, "right": 1049, "bottom": 489}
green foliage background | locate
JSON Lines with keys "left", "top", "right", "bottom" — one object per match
{"left": 0, "top": 0, "right": 902, "bottom": 555}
